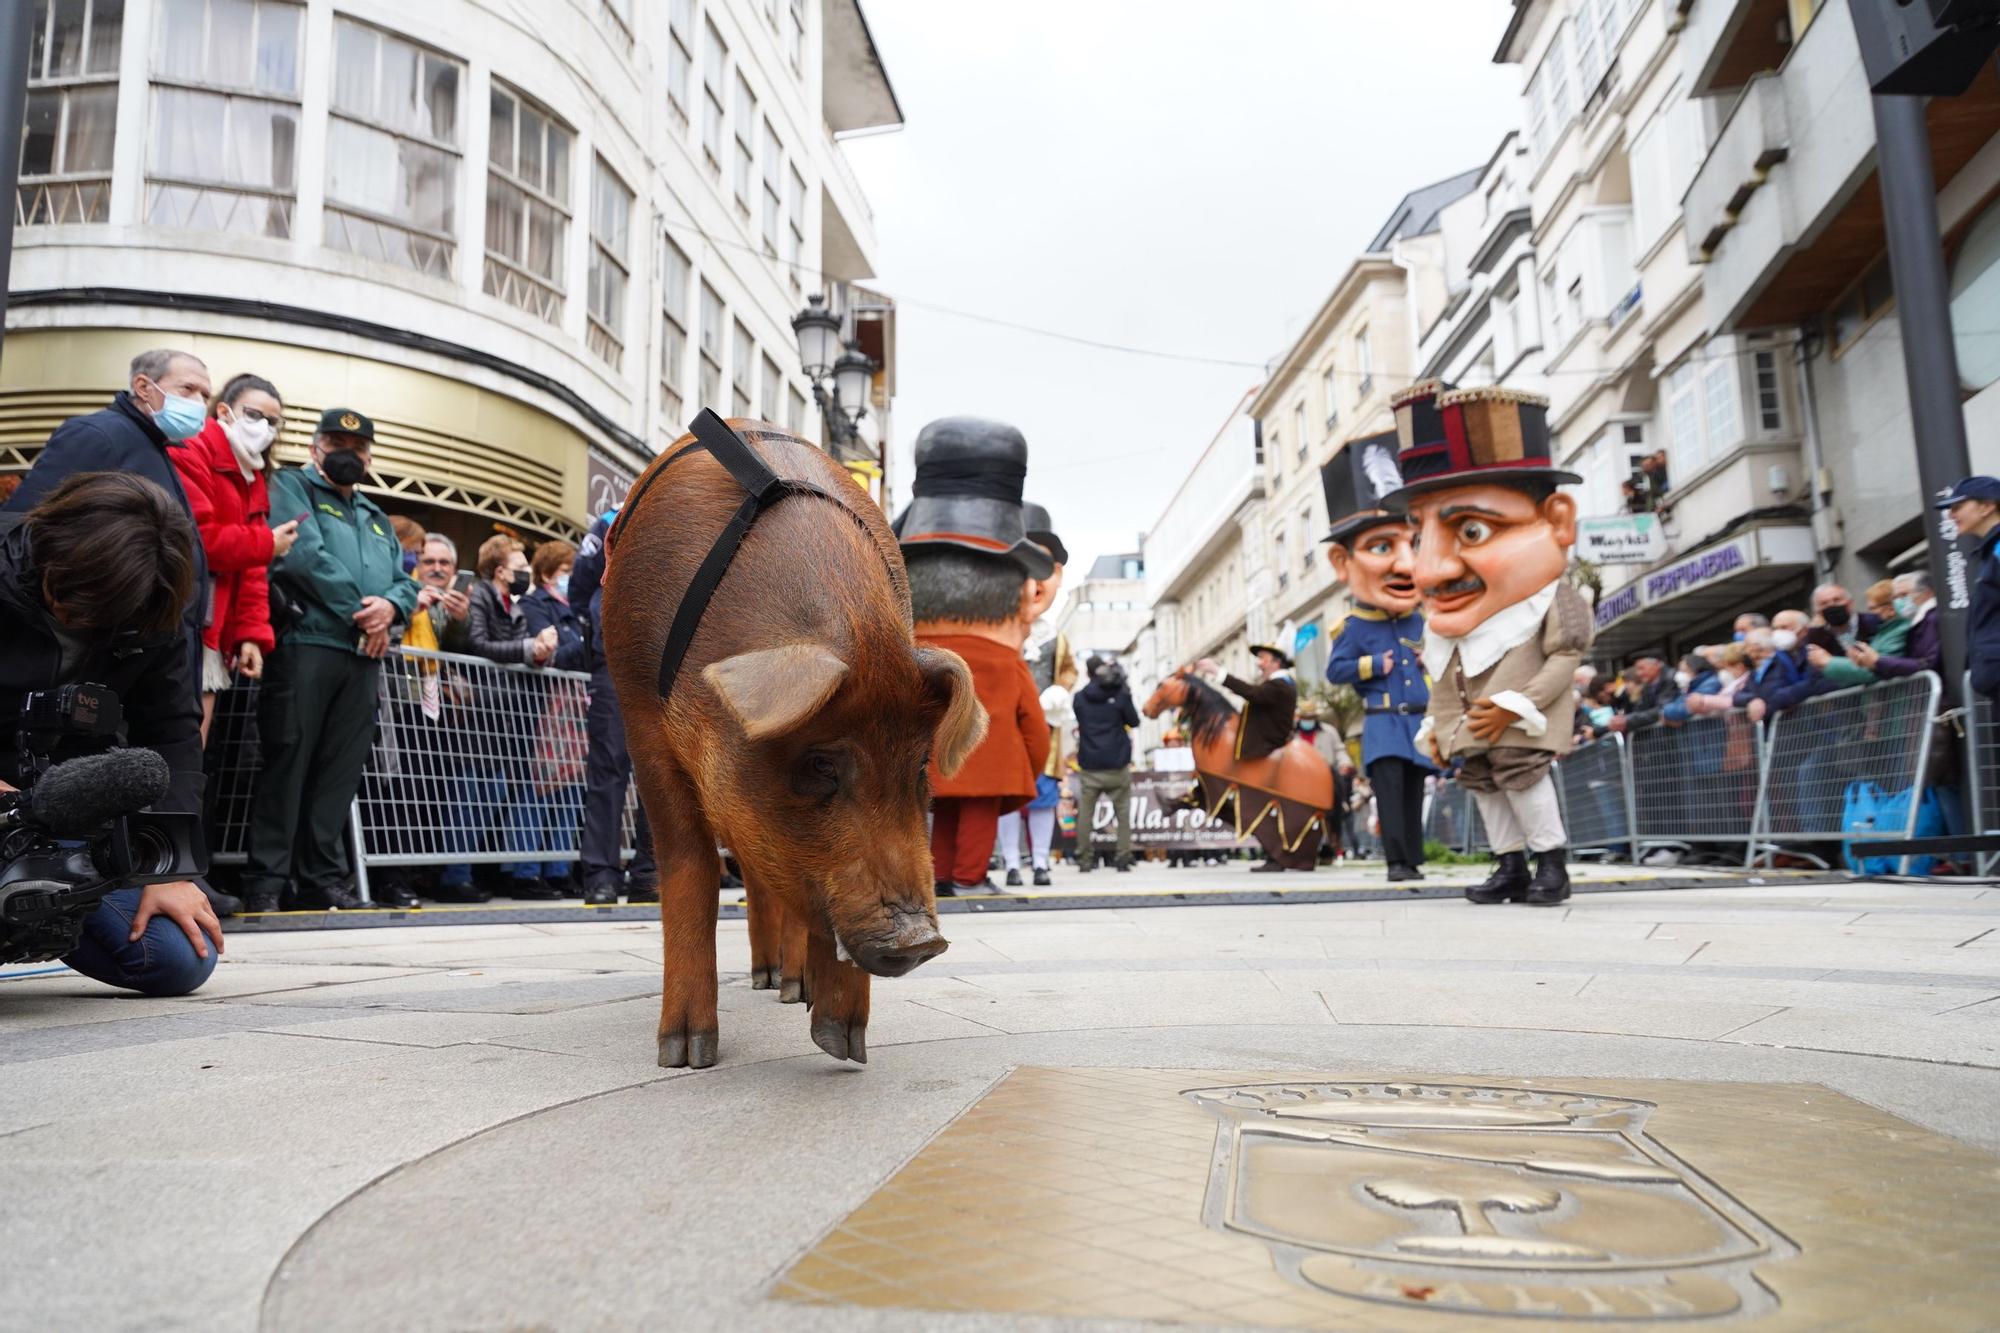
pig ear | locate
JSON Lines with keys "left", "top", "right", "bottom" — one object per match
{"left": 703, "top": 644, "right": 850, "bottom": 739}
{"left": 914, "top": 645, "right": 989, "bottom": 778}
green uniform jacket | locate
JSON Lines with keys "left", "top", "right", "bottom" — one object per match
{"left": 267, "top": 465, "right": 420, "bottom": 654}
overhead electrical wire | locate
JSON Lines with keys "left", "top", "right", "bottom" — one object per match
{"left": 660, "top": 213, "right": 1802, "bottom": 387}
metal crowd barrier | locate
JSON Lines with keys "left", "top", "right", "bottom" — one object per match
{"left": 1423, "top": 778, "right": 1489, "bottom": 856}
{"left": 204, "top": 648, "right": 641, "bottom": 898}
{"left": 1553, "top": 734, "right": 1635, "bottom": 858}
{"left": 1626, "top": 712, "right": 1766, "bottom": 862}
{"left": 1413, "top": 672, "right": 1944, "bottom": 869}
{"left": 1758, "top": 673, "right": 1940, "bottom": 859}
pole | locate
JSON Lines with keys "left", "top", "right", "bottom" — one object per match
{"left": 0, "top": 0, "right": 37, "bottom": 370}
{"left": 1869, "top": 93, "right": 1973, "bottom": 697}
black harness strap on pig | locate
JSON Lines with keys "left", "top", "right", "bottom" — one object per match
{"left": 610, "top": 409, "right": 893, "bottom": 702}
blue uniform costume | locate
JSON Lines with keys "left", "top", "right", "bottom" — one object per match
{"left": 1326, "top": 605, "right": 1433, "bottom": 869}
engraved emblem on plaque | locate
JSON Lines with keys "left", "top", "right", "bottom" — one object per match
{"left": 1185, "top": 1081, "right": 1798, "bottom": 1320}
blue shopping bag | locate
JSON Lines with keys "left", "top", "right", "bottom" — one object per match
{"left": 1844, "top": 783, "right": 1952, "bottom": 875}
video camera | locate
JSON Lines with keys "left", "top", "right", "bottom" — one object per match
{"left": 0, "top": 684, "right": 207, "bottom": 966}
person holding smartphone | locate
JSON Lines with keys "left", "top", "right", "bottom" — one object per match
{"left": 406, "top": 533, "right": 473, "bottom": 655}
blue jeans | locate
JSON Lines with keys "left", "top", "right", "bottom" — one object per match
{"left": 61, "top": 888, "right": 217, "bottom": 997}
{"left": 437, "top": 770, "right": 542, "bottom": 886}
{"left": 517, "top": 783, "right": 581, "bottom": 881}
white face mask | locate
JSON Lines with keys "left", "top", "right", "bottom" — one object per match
{"left": 223, "top": 410, "right": 275, "bottom": 456}
{"left": 1772, "top": 629, "right": 1799, "bottom": 653}
{"left": 1674, "top": 669, "right": 1694, "bottom": 691}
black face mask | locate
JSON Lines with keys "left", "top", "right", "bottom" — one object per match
{"left": 508, "top": 569, "right": 531, "bottom": 598}
{"left": 320, "top": 448, "right": 368, "bottom": 486}
{"left": 1823, "top": 604, "right": 1851, "bottom": 628}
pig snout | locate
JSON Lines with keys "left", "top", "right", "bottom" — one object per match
{"left": 846, "top": 908, "right": 949, "bottom": 978}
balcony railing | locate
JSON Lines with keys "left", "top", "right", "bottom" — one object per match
{"left": 146, "top": 181, "right": 293, "bottom": 239}
{"left": 15, "top": 178, "right": 110, "bottom": 225}
{"left": 483, "top": 254, "right": 563, "bottom": 326}
{"left": 325, "top": 206, "right": 455, "bottom": 280}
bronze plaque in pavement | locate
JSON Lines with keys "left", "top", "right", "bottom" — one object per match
{"left": 772, "top": 1068, "right": 2000, "bottom": 1329}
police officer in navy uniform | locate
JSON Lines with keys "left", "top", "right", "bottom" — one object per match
{"left": 242, "top": 408, "right": 420, "bottom": 912}
{"left": 1321, "top": 431, "right": 1434, "bottom": 882}
{"left": 1940, "top": 476, "right": 2000, "bottom": 702}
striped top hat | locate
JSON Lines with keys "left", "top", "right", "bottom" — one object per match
{"left": 1382, "top": 380, "right": 1577, "bottom": 505}
{"left": 896, "top": 417, "right": 1054, "bottom": 579}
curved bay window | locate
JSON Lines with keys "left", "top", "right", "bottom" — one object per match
{"left": 586, "top": 155, "right": 633, "bottom": 372}
{"left": 325, "top": 18, "right": 462, "bottom": 280}
{"left": 146, "top": 0, "right": 302, "bottom": 238}
{"left": 484, "top": 82, "right": 571, "bottom": 325}
{"left": 18, "top": 0, "right": 123, "bottom": 226}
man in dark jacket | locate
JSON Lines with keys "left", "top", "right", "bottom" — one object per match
{"left": 1071, "top": 656, "right": 1140, "bottom": 872}
{"left": 6, "top": 350, "right": 213, "bottom": 679}
{"left": 0, "top": 473, "right": 223, "bottom": 994}
{"left": 1607, "top": 656, "right": 1681, "bottom": 733}
{"left": 569, "top": 507, "right": 659, "bottom": 905}
{"left": 241, "top": 409, "right": 420, "bottom": 913}
{"left": 1941, "top": 477, "right": 2000, "bottom": 699}
{"left": 1196, "top": 644, "right": 1298, "bottom": 760}
{"left": 1738, "top": 620, "right": 1825, "bottom": 722}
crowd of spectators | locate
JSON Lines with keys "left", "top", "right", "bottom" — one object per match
{"left": 0, "top": 347, "right": 658, "bottom": 920}
{"left": 1567, "top": 575, "right": 1946, "bottom": 748}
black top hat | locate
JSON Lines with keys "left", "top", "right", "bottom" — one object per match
{"left": 1321, "top": 431, "right": 1410, "bottom": 547}
{"left": 1022, "top": 501, "right": 1068, "bottom": 567}
{"left": 1382, "top": 381, "right": 1577, "bottom": 505}
{"left": 897, "top": 417, "right": 1054, "bottom": 579}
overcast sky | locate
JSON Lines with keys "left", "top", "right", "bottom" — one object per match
{"left": 842, "top": 1, "right": 1524, "bottom": 583}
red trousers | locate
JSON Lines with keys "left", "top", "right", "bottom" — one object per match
{"left": 931, "top": 796, "right": 1002, "bottom": 886}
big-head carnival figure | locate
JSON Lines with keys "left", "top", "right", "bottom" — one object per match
{"left": 1385, "top": 383, "right": 1594, "bottom": 906}
{"left": 1320, "top": 431, "right": 1433, "bottom": 884}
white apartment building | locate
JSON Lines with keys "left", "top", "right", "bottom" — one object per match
{"left": 1680, "top": 0, "right": 2000, "bottom": 589}
{"left": 1416, "top": 131, "right": 1552, "bottom": 399}
{"left": 1132, "top": 386, "right": 1266, "bottom": 752}
{"left": 1499, "top": 0, "right": 1817, "bottom": 662}
{"left": 1249, "top": 172, "right": 1479, "bottom": 683}
{"left": 6, "top": 0, "right": 901, "bottom": 549}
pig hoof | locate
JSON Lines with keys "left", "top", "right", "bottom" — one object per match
{"left": 778, "top": 977, "right": 804, "bottom": 1004}
{"left": 811, "top": 1014, "right": 867, "bottom": 1065}
{"left": 657, "top": 1029, "right": 720, "bottom": 1069}
{"left": 750, "top": 966, "right": 778, "bottom": 990}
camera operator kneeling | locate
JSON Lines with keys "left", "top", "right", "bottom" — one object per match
{"left": 0, "top": 473, "right": 220, "bottom": 995}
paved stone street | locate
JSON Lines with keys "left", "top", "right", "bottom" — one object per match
{"left": 5, "top": 867, "right": 1999, "bottom": 1330}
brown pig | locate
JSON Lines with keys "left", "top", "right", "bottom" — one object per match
{"left": 601, "top": 419, "right": 987, "bottom": 1069}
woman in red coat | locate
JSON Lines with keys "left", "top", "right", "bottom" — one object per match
{"left": 169, "top": 373, "right": 300, "bottom": 743}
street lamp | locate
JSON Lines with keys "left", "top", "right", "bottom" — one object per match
{"left": 791, "top": 295, "right": 876, "bottom": 459}
{"left": 832, "top": 342, "right": 875, "bottom": 427}
{"left": 790, "top": 294, "right": 842, "bottom": 382}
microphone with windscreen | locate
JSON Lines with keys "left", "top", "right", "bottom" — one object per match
{"left": 14, "top": 749, "right": 172, "bottom": 838}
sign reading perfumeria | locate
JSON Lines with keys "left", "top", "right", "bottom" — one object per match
{"left": 1592, "top": 533, "right": 1782, "bottom": 633}
{"left": 1645, "top": 537, "right": 1752, "bottom": 602}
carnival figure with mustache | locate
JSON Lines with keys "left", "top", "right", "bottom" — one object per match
{"left": 1321, "top": 432, "right": 1433, "bottom": 883}
{"left": 1386, "top": 383, "right": 1593, "bottom": 906}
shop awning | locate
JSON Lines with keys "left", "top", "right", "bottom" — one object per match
{"left": 1588, "top": 524, "right": 1816, "bottom": 660}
